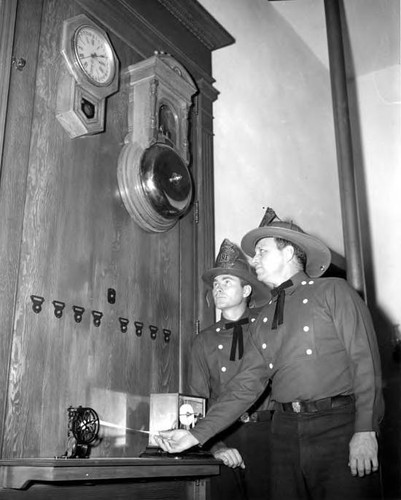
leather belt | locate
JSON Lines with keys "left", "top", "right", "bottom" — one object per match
{"left": 275, "top": 394, "right": 354, "bottom": 414}
{"left": 239, "top": 410, "right": 273, "bottom": 423}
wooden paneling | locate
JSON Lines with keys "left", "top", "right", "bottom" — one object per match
{"left": 76, "top": 0, "right": 234, "bottom": 83}
{"left": 0, "top": 0, "right": 44, "bottom": 453}
{"left": 0, "top": 0, "right": 232, "bottom": 480}
{"left": 0, "top": 0, "right": 18, "bottom": 447}
{"left": 0, "top": 0, "right": 231, "bottom": 495}
{"left": 1, "top": 0, "right": 181, "bottom": 459}
{"left": 194, "top": 79, "right": 219, "bottom": 332}
{"left": 0, "top": 0, "right": 17, "bottom": 168}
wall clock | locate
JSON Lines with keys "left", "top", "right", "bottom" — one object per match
{"left": 56, "top": 14, "right": 119, "bottom": 138}
{"left": 117, "top": 52, "right": 197, "bottom": 233}
{"left": 72, "top": 24, "right": 117, "bottom": 87}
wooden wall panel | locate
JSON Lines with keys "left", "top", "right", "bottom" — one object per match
{"left": 0, "top": 0, "right": 44, "bottom": 453}
{"left": 0, "top": 0, "right": 17, "bottom": 168}
{"left": 0, "top": 0, "right": 232, "bottom": 468}
{"left": 1, "top": 0, "right": 182, "bottom": 459}
{"left": 194, "top": 80, "right": 219, "bottom": 332}
{"left": 76, "top": 0, "right": 213, "bottom": 81}
{"left": 179, "top": 80, "right": 219, "bottom": 391}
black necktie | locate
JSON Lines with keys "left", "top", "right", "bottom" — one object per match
{"left": 225, "top": 317, "right": 249, "bottom": 361}
{"left": 271, "top": 279, "right": 293, "bottom": 330}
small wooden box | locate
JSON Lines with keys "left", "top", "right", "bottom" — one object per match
{"left": 148, "top": 393, "right": 206, "bottom": 447}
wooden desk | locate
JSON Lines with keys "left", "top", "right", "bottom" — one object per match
{"left": 0, "top": 457, "right": 220, "bottom": 499}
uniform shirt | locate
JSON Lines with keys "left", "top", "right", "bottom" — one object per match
{"left": 189, "top": 307, "right": 270, "bottom": 412}
{"left": 191, "top": 271, "right": 384, "bottom": 446}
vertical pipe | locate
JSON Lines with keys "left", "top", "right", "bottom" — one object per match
{"left": 323, "top": 0, "right": 366, "bottom": 297}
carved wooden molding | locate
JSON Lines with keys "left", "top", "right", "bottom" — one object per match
{"left": 77, "top": 0, "right": 234, "bottom": 86}
{"left": 156, "top": 0, "right": 235, "bottom": 50}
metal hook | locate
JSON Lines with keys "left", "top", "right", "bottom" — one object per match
{"left": 72, "top": 306, "right": 85, "bottom": 323}
{"left": 119, "top": 317, "right": 129, "bottom": 333}
{"left": 163, "top": 328, "right": 172, "bottom": 343}
{"left": 134, "top": 321, "right": 144, "bottom": 337}
{"left": 92, "top": 311, "right": 103, "bottom": 327}
{"left": 149, "top": 325, "right": 158, "bottom": 340}
{"left": 31, "top": 295, "right": 45, "bottom": 314}
{"left": 52, "top": 300, "right": 65, "bottom": 319}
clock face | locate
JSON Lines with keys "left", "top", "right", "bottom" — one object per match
{"left": 73, "top": 25, "right": 116, "bottom": 86}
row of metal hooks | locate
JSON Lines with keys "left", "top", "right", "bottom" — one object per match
{"left": 30, "top": 294, "right": 172, "bottom": 342}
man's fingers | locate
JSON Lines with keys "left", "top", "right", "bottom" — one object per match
{"left": 214, "top": 448, "right": 245, "bottom": 469}
{"left": 153, "top": 434, "right": 169, "bottom": 451}
{"left": 359, "top": 459, "right": 369, "bottom": 477}
{"left": 349, "top": 458, "right": 357, "bottom": 476}
{"left": 349, "top": 457, "right": 377, "bottom": 477}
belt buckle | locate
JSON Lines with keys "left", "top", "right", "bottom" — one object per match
{"left": 292, "top": 401, "right": 301, "bottom": 413}
{"left": 250, "top": 412, "right": 258, "bottom": 422}
{"left": 240, "top": 412, "right": 250, "bottom": 423}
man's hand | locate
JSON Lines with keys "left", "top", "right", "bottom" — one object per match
{"left": 154, "top": 429, "right": 199, "bottom": 453}
{"left": 213, "top": 447, "right": 245, "bottom": 469}
{"left": 349, "top": 431, "right": 378, "bottom": 477}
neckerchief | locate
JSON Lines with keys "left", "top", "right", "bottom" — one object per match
{"left": 225, "top": 317, "right": 249, "bottom": 361}
{"left": 270, "top": 279, "right": 293, "bottom": 330}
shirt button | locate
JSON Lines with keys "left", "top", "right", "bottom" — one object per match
{"left": 269, "top": 363, "right": 274, "bottom": 369}
{"left": 216, "top": 327, "right": 221, "bottom": 332}
{"left": 263, "top": 317, "right": 268, "bottom": 323}
{"left": 262, "top": 343, "right": 267, "bottom": 349}
{"left": 301, "top": 281, "right": 307, "bottom": 285}
{"left": 308, "top": 280, "right": 314, "bottom": 285}
{"left": 303, "top": 326, "right": 310, "bottom": 332}
{"left": 251, "top": 317, "right": 256, "bottom": 322}
{"left": 303, "top": 298, "right": 308, "bottom": 304}
{"left": 306, "top": 349, "right": 313, "bottom": 355}
{"left": 221, "top": 366, "right": 227, "bottom": 372}
{"left": 218, "top": 344, "right": 223, "bottom": 350}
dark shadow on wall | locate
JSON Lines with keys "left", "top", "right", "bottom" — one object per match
{"left": 339, "top": 2, "right": 400, "bottom": 498}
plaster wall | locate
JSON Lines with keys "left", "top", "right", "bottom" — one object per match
{"left": 198, "top": 0, "right": 400, "bottom": 329}
{"left": 350, "top": 65, "right": 401, "bottom": 324}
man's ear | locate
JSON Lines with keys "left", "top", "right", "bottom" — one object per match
{"left": 243, "top": 284, "right": 252, "bottom": 298}
{"left": 284, "top": 244, "right": 295, "bottom": 263}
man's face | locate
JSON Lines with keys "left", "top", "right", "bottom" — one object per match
{"left": 252, "top": 237, "right": 287, "bottom": 286}
{"left": 212, "top": 274, "right": 247, "bottom": 311}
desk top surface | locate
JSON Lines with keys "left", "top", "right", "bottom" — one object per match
{"left": 0, "top": 456, "right": 221, "bottom": 489}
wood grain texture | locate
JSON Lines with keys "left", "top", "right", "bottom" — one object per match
{"left": 0, "top": 0, "right": 220, "bottom": 476}
{"left": 2, "top": 0, "right": 180, "bottom": 460}
{"left": 77, "top": 0, "right": 214, "bottom": 82}
{"left": 0, "top": 478, "right": 208, "bottom": 500}
{"left": 0, "top": 457, "right": 219, "bottom": 489}
{"left": 0, "top": 0, "right": 44, "bottom": 455}
{"left": 193, "top": 80, "right": 219, "bottom": 332}
{"left": 0, "top": 0, "right": 17, "bottom": 169}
